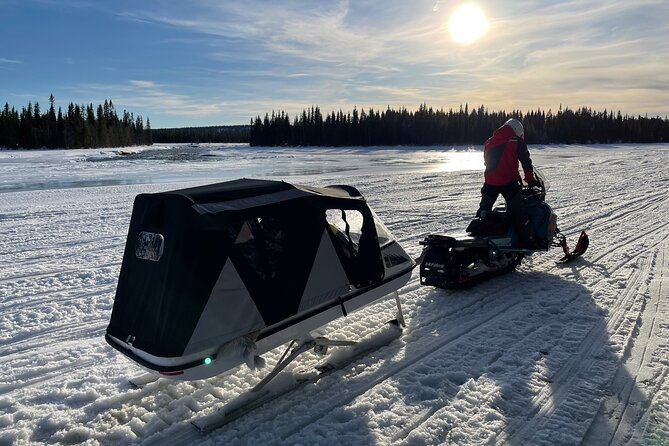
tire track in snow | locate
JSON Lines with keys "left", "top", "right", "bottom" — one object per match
{"left": 0, "top": 332, "right": 108, "bottom": 396}
{"left": 0, "top": 317, "right": 108, "bottom": 363}
{"left": 584, "top": 222, "right": 669, "bottom": 287}
{"left": 0, "top": 281, "right": 115, "bottom": 314}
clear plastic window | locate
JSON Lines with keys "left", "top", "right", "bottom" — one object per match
{"left": 370, "top": 209, "right": 395, "bottom": 247}
{"left": 135, "top": 231, "right": 164, "bottom": 262}
{"left": 326, "top": 209, "right": 363, "bottom": 257}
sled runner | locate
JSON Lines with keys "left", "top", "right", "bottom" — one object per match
{"left": 419, "top": 169, "right": 589, "bottom": 289}
{"left": 193, "top": 311, "right": 404, "bottom": 432}
{"left": 106, "top": 179, "right": 413, "bottom": 386}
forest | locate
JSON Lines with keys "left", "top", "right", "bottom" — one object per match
{"left": 3, "top": 98, "right": 669, "bottom": 149}
{"left": 0, "top": 96, "right": 151, "bottom": 149}
{"left": 152, "top": 125, "right": 249, "bottom": 143}
{"left": 249, "top": 104, "right": 669, "bottom": 146}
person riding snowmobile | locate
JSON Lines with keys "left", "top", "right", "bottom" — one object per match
{"left": 476, "top": 118, "right": 537, "bottom": 248}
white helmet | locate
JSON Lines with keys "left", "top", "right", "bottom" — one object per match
{"left": 504, "top": 118, "right": 524, "bottom": 138}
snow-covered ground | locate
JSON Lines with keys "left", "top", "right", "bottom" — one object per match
{"left": 1, "top": 143, "right": 668, "bottom": 445}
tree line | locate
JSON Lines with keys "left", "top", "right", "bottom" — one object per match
{"left": 250, "top": 104, "right": 669, "bottom": 146}
{"left": 152, "top": 125, "right": 249, "bottom": 143}
{"left": 0, "top": 95, "right": 152, "bottom": 149}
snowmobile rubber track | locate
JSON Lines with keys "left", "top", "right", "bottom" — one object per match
{"left": 421, "top": 254, "right": 524, "bottom": 289}
{"left": 419, "top": 234, "right": 524, "bottom": 289}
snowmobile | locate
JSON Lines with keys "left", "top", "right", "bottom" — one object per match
{"left": 105, "top": 178, "right": 413, "bottom": 431}
{"left": 419, "top": 169, "right": 589, "bottom": 289}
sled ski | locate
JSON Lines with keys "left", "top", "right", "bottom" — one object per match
{"left": 128, "top": 373, "right": 160, "bottom": 388}
{"left": 192, "top": 315, "right": 403, "bottom": 433}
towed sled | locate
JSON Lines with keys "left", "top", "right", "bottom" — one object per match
{"left": 105, "top": 178, "right": 413, "bottom": 430}
{"left": 419, "top": 169, "right": 588, "bottom": 289}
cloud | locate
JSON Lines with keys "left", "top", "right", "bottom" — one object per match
{"left": 68, "top": 80, "right": 233, "bottom": 123}
{"left": 118, "top": 1, "right": 435, "bottom": 69}
{"left": 129, "top": 80, "right": 160, "bottom": 89}
{"left": 41, "top": 0, "right": 669, "bottom": 124}
{"left": 0, "top": 58, "right": 22, "bottom": 64}
{"left": 414, "top": 0, "right": 669, "bottom": 116}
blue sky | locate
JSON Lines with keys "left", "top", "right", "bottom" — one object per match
{"left": 2, "top": 0, "right": 668, "bottom": 128}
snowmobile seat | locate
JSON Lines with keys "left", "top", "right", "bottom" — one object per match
{"left": 466, "top": 212, "right": 510, "bottom": 236}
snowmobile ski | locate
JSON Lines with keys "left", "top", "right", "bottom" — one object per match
{"left": 556, "top": 230, "right": 589, "bottom": 263}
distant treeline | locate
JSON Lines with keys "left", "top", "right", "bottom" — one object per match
{"left": 0, "top": 96, "right": 151, "bottom": 149}
{"left": 250, "top": 104, "right": 669, "bottom": 146}
{"left": 152, "top": 125, "right": 250, "bottom": 143}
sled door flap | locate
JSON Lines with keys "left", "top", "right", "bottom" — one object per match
{"left": 298, "top": 229, "right": 351, "bottom": 312}
{"left": 183, "top": 258, "right": 266, "bottom": 356}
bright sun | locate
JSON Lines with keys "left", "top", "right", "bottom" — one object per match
{"left": 448, "top": 3, "right": 489, "bottom": 44}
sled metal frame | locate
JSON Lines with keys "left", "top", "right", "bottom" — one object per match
{"left": 251, "top": 290, "right": 404, "bottom": 395}
{"left": 191, "top": 291, "right": 406, "bottom": 433}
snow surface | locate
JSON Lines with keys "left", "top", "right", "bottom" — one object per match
{"left": 1, "top": 143, "right": 668, "bottom": 445}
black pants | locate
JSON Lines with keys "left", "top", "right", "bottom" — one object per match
{"left": 478, "top": 181, "right": 532, "bottom": 244}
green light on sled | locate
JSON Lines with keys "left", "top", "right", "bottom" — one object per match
{"left": 204, "top": 357, "right": 213, "bottom": 365}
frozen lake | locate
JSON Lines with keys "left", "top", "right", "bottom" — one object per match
{"left": 1, "top": 143, "right": 668, "bottom": 445}
{"left": 0, "top": 144, "right": 486, "bottom": 193}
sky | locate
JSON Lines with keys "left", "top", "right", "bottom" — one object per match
{"left": 1, "top": 0, "right": 668, "bottom": 128}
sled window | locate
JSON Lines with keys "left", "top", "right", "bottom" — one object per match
{"left": 370, "top": 209, "right": 394, "bottom": 248}
{"left": 326, "top": 209, "right": 363, "bottom": 257}
{"left": 135, "top": 231, "right": 164, "bottom": 262}
{"left": 233, "top": 216, "right": 290, "bottom": 281}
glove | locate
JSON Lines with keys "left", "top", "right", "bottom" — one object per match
{"left": 527, "top": 179, "right": 540, "bottom": 188}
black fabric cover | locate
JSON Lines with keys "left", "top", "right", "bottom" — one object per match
{"left": 107, "top": 179, "right": 384, "bottom": 358}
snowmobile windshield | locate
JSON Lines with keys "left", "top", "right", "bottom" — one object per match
{"left": 533, "top": 167, "right": 551, "bottom": 192}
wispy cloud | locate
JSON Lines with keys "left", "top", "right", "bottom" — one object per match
{"left": 73, "top": 80, "right": 230, "bottom": 118}
{"left": 111, "top": 0, "right": 669, "bottom": 119}
{"left": 5, "top": 0, "right": 669, "bottom": 126}
{"left": 129, "top": 80, "right": 160, "bottom": 89}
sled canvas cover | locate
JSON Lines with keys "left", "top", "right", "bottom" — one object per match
{"left": 106, "top": 178, "right": 386, "bottom": 359}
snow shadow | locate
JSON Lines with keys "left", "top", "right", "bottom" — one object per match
{"left": 392, "top": 267, "right": 638, "bottom": 444}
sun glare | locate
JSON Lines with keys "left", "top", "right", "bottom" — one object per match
{"left": 448, "top": 4, "right": 489, "bottom": 44}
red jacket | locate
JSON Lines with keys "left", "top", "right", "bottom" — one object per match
{"left": 483, "top": 124, "right": 533, "bottom": 186}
